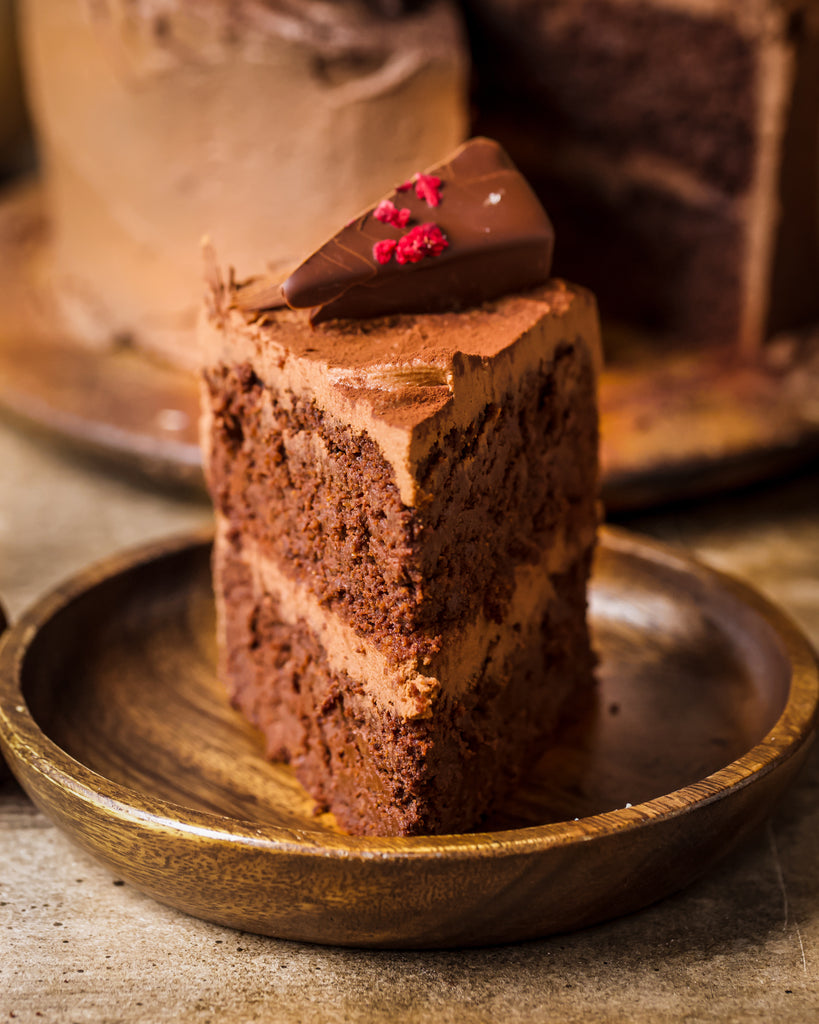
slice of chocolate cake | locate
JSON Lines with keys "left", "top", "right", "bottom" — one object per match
{"left": 199, "top": 138, "right": 602, "bottom": 836}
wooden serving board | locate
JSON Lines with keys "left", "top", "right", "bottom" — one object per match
{"left": 0, "top": 527, "right": 815, "bottom": 948}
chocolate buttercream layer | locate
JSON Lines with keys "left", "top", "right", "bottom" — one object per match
{"left": 281, "top": 137, "right": 555, "bottom": 323}
{"left": 216, "top": 530, "right": 596, "bottom": 836}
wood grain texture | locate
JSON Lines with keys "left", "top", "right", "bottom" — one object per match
{"left": 2, "top": 183, "right": 818, "bottom": 508}
{"left": 0, "top": 526, "right": 815, "bottom": 948}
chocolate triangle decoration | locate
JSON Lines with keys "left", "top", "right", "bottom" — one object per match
{"left": 282, "top": 137, "right": 555, "bottom": 324}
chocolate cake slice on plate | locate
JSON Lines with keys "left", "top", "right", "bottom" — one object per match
{"left": 199, "top": 138, "right": 602, "bottom": 836}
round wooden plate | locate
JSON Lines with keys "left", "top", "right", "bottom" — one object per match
{"left": 2, "top": 183, "right": 819, "bottom": 506}
{"left": 0, "top": 528, "right": 817, "bottom": 949}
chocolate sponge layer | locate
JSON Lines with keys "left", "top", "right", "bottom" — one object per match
{"left": 203, "top": 338, "right": 597, "bottom": 663}
{"left": 217, "top": 532, "right": 596, "bottom": 837}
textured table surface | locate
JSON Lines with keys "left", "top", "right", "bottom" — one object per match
{"left": 1, "top": 417, "right": 818, "bottom": 1024}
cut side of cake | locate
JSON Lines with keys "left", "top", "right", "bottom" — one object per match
{"left": 464, "top": 0, "right": 819, "bottom": 356}
{"left": 200, "top": 138, "right": 601, "bottom": 836}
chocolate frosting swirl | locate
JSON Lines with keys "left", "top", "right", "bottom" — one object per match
{"left": 281, "top": 137, "right": 555, "bottom": 323}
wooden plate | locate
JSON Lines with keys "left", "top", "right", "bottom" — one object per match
{"left": 2, "top": 183, "right": 819, "bottom": 506}
{"left": 0, "top": 528, "right": 816, "bottom": 949}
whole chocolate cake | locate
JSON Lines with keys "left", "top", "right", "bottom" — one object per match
{"left": 19, "top": 0, "right": 468, "bottom": 368}
{"left": 200, "top": 138, "right": 602, "bottom": 836}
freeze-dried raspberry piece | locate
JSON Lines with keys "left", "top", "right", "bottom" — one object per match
{"left": 374, "top": 200, "right": 411, "bottom": 228}
{"left": 373, "top": 238, "right": 398, "bottom": 264}
{"left": 394, "top": 223, "right": 448, "bottom": 264}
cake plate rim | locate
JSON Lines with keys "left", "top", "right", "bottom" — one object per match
{"left": 0, "top": 525, "right": 816, "bottom": 948}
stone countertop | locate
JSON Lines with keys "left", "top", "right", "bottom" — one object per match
{"left": 1, "top": 418, "right": 818, "bottom": 1024}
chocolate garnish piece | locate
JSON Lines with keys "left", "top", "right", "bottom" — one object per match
{"left": 282, "top": 137, "right": 555, "bottom": 324}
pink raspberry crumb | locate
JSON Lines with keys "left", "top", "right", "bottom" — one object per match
{"left": 394, "top": 223, "right": 449, "bottom": 264}
{"left": 396, "top": 173, "right": 443, "bottom": 207}
{"left": 413, "top": 174, "right": 443, "bottom": 207}
{"left": 373, "top": 238, "right": 398, "bottom": 264}
{"left": 374, "top": 200, "right": 411, "bottom": 228}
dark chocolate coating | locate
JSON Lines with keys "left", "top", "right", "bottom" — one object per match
{"left": 281, "top": 137, "right": 555, "bottom": 323}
